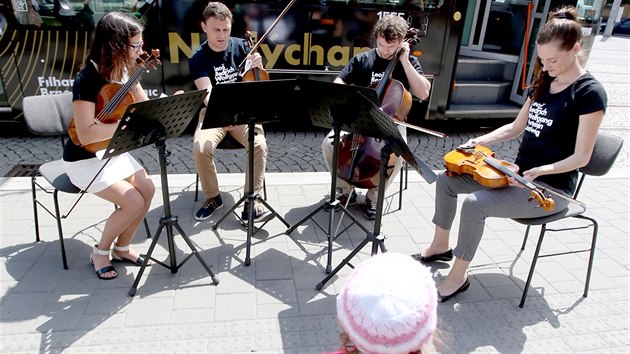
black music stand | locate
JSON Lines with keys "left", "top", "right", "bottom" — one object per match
{"left": 285, "top": 79, "right": 381, "bottom": 273}
{"left": 288, "top": 80, "right": 438, "bottom": 290}
{"left": 101, "top": 90, "right": 220, "bottom": 296}
{"left": 202, "top": 79, "right": 296, "bottom": 266}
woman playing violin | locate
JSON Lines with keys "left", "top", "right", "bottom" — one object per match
{"left": 321, "top": 14, "right": 431, "bottom": 220}
{"left": 62, "top": 12, "right": 155, "bottom": 280}
{"left": 414, "top": 6, "right": 607, "bottom": 303}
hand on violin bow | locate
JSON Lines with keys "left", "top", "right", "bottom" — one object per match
{"left": 244, "top": 53, "right": 263, "bottom": 71}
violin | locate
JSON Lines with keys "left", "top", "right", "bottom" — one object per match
{"left": 241, "top": 31, "right": 269, "bottom": 82}
{"left": 443, "top": 145, "right": 556, "bottom": 211}
{"left": 67, "top": 49, "right": 161, "bottom": 153}
{"left": 336, "top": 28, "right": 421, "bottom": 189}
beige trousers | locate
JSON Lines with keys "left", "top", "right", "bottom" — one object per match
{"left": 193, "top": 109, "right": 268, "bottom": 200}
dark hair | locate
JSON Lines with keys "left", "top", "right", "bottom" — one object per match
{"left": 203, "top": 1, "right": 233, "bottom": 21}
{"left": 87, "top": 12, "right": 143, "bottom": 82}
{"left": 373, "top": 15, "right": 409, "bottom": 42}
{"left": 529, "top": 6, "right": 581, "bottom": 102}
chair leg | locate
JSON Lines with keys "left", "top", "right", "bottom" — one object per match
{"left": 397, "top": 162, "right": 407, "bottom": 210}
{"left": 519, "top": 224, "right": 547, "bottom": 308}
{"left": 195, "top": 173, "right": 199, "bottom": 201}
{"left": 31, "top": 175, "right": 41, "bottom": 243}
{"left": 53, "top": 190, "right": 69, "bottom": 270}
{"left": 263, "top": 179, "right": 267, "bottom": 201}
{"left": 404, "top": 162, "right": 408, "bottom": 190}
{"left": 520, "top": 225, "right": 532, "bottom": 250}
{"left": 575, "top": 215, "right": 598, "bottom": 298}
{"left": 143, "top": 218, "right": 152, "bottom": 238}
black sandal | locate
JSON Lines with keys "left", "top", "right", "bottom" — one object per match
{"left": 112, "top": 245, "right": 151, "bottom": 266}
{"left": 90, "top": 245, "right": 117, "bottom": 280}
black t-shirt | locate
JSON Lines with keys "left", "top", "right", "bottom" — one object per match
{"left": 515, "top": 72, "right": 607, "bottom": 195}
{"left": 63, "top": 63, "right": 107, "bottom": 162}
{"left": 188, "top": 38, "right": 250, "bottom": 85}
{"left": 337, "top": 48, "right": 424, "bottom": 89}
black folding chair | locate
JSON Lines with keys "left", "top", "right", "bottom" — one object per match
{"left": 23, "top": 93, "right": 151, "bottom": 269}
{"left": 513, "top": 133, "right": 624, "bottom": 307}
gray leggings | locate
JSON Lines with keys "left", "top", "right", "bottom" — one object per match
{"left": 432, "top": 171, "right": 569, "bottom": 261}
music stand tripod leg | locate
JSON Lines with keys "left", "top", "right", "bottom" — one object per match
{"left": 316, "top": 145, "right": 391, "bottom": 290}
{"left": 212, "top": 119, "right": 288, "bottom": 266}
{"left": 285, "top": 123, "right": 370, "bottom": 273}
{"left": 129, "top": 137, "right": 219, "bottom": 296}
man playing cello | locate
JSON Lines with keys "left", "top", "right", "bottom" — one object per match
{"left": 321, "top": 14, "right": 431, "bottom": 220}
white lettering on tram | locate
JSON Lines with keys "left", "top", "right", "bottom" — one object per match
{"left": 37, "top": 76, "right": 74, "bottom": 95}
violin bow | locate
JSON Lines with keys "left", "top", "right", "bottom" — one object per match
{"left": 394, "top": 120, "right": 447, "bottom": 139}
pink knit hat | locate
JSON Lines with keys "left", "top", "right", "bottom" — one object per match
{"left": 336, "top": 252, "right": 437, "bottom": 354}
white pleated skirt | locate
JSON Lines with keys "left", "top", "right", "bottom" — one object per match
{"left": 63, "top": 152, "right": 144, "bottom": 193}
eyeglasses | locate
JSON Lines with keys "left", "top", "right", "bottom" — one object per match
{"left": 129, "top": 42, "right": 144, "bottom": 51}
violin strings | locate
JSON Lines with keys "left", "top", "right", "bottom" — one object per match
{"left": 95, "top": 58, "right": 151, "bottom": 122}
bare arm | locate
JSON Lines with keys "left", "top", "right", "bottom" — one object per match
{"left": 194, "top": 76, "right": 213, "bottom": 106}
{"left": 399, "top": 43, "right": 431, "bottom": 100}
{"left": 131, "top": 82, "right": 149, "bottom": 102}
{"left": 73, "top": 100, "right": 117, "bottom": 145}
{"left": 521, "top": 110, "right": 604, "bottom": 181}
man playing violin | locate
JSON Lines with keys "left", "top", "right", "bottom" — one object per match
{"left": 189, "top": 1, "right": 271, "bottom": 223}
{"left": 321, "top": 14, "right": 431, "bottom": 220}
{"left": 414, "top": 6, "right": 607, "bottom": 303}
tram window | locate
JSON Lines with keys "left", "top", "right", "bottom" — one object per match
{"left": 0, "top": 71, "right": 7, "bottom": 107}
{"left": 0, "top": 12, "right": 6, "bottom": 35}
{"left": 10, "top": 1, "right": 139, "bottom": 28}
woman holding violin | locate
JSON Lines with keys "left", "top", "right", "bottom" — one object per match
{"left": 321, "top": 14, "right": 431, "bottom": 220}
{"left": 415, "top": 6, "right": 607, "bottom": 303}
{"left": 189, "top": 1, "right": 270, "bottom": 223}
{"left": 62, "top": 12, "right": 155, "bottom": 280}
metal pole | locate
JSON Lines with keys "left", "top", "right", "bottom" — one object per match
{"left": 604, "top": 0, "right": 622, "bottom": 38}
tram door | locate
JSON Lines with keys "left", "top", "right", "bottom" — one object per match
{"left": 511, "top": 0, "right": 603, "bottom": 104}
{"left": 511, "top": 1, "right": 553, "bottom": 105}
{"left": 461, "top": 0, "right": 531, "bottom": 59}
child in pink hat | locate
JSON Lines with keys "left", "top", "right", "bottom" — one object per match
{"left": 330, "top": 252, "right": 438, "bottom": 354}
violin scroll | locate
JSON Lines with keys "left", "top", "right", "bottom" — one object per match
{"left": 529, "top": 190, "right": 556, "bottom": 212}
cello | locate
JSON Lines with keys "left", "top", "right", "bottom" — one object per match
{"left": 336, "top": 28, "right": 422, "bottom": 189}
{"left": 67, "top": 49, "right": 161, "bottom": 153}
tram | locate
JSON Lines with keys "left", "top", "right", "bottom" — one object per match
{"left": 1, "top": 0, "right": 469, "bottom": 131}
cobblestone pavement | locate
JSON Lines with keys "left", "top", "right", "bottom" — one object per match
{"left": 0, "top": 126, "right": 522, "bottom": 178}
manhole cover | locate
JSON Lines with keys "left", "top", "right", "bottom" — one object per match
{"left": 5, "top": 164, "right": 41, "bottom": 177}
